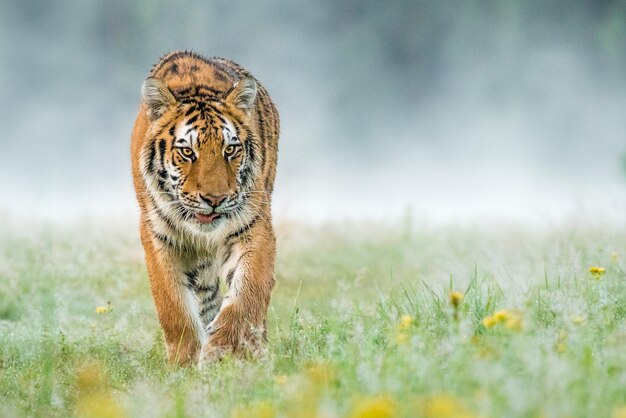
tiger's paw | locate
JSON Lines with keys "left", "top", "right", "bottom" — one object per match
{"left": 197, "top": 321, "right": 240, "bottom": 367}
{"left": 198, "top": 341, "right": 232, "bottom": 367}
{"left": 197, "top": 326, "right": 265, "bottom": 368}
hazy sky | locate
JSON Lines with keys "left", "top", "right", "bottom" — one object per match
{"left": 1, "top": 1, "right": 624, "bottom": 224}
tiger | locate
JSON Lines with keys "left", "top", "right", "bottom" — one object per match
{"left": 130, "top": 51, "right": 279, "bottom": 366}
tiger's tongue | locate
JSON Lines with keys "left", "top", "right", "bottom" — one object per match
{"left": 195, "top": 212, "right": 221, "bottom": 224}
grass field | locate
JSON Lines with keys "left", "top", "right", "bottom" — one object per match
{"left": 0, "top": 218, "right": 625, "bottom": 418}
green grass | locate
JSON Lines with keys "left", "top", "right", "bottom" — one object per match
{"left": 0, "top": 219, "right": 625, "bottom": 418}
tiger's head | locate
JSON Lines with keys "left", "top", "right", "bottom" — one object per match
{"left": 139, "top": 76, "right": 260, "bottom": 234}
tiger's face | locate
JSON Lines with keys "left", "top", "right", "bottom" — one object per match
{"left": 140, "top": 77, "right": 259, "bottom": 233}
{"left": 166, "top": 105, "right": 253, "bottom": 224}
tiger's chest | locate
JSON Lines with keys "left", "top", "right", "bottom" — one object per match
{"left": 169, "top": 239, "right": 240, "bottom": 327}
{"left": 180, "top": 258, "right": 222, "bottom": 326}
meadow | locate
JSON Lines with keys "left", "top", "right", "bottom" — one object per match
{"left": 0, "top": 217, "right": 624, "bottom": 418}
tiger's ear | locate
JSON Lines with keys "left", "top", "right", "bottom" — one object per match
{"left": 225, "top": 77, "right": 257, "bottom": 111}
{"left": 142, "top": 77, "right": 176, "bottom": 121}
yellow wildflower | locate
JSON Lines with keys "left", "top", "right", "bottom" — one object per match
{"left": 232, "top": 401, "right": 275, "bottom": 418}
{"left": 306, "top": 363, "right": 334, "bottom": 386}
{"left": 482, "top": 309, "right": 523, "bottom": 330}
{"left": 504, "top": 316, "right": 523, "bottom": 331}
{"left": 274, "top": 375, "right": 288, "bottom": 385}
{"left": 613, "top": 406, "right": 626, "bottom": 418}
{"left": 398, "top": 314, "right": 414, "bottom": 330}
{"left": 95, "top": 301, "right": 111, "bottom": 314}
{"left": 396, "top": 332, "right": 409, "bottom": 344}
{"left": 571, "top": 315, "right": 585, "bottom": 325}
{"left": 422, "top": 394, "right": 476, "bottom": 418}
{"left": 75, "top": 361, "right": 127, "bottom": 418}
{"left": 611, "top": 252, "right": 619, "bottom": 263}
{"left": 76, "top": 361, "right": 105, "bottom": 391}
{"left": 482, "top": 316, "right": 497, "bottom": 328}
{"left": 493, "top": 309, "right": 510, "bottom": 322}
{"left": 589, "top": 266, "right": 606, "bottom": 279}
{"left": 350, "top": 395, "right": 396, "bottom": 418}
{"left": 478, "top": 346, "right": 497, "bottom": 359}
{"left": 554, "top": 329, "right": 568, "bottom": 353}
{"left": 449, "top": 291, "right": 464, "bottom": 308}
{"left": 394, "top": 315, "right": 414, "bottom": 344}
{"left": 423, "top": 395, "right": 457, "bottom": 417}
{"left": 76, "top": 392, "right": 127, "bottom": 418}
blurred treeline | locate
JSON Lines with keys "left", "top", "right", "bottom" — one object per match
{"left": 2, "top": 0, "right": 624, "bottom": 139}
{"left": 0, "top": 1, "right": 624, "bottom": 217}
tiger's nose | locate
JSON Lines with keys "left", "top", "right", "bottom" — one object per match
{"left": 200, "top": 193, "right": 228, "bottom": 208}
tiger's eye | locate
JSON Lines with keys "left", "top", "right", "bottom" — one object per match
{"left": 224, "top": 145, "right": 236, "bottom": 157}
{"left": 180, "top": 147, "right": 193, "bottom": 157}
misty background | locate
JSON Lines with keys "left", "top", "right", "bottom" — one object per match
{"left": 1, "top": 0, "right": 625, "bottom": 224}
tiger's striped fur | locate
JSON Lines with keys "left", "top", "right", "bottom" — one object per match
{"left": 130, "top": 51, "right": 279, "bottom": 365}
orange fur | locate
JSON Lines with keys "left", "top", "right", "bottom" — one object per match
{"left": 130, "top": 51, "right": 279, "bottom": 366}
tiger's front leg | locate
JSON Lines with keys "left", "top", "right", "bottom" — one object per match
{"left": 141, "top": 223, "right": 205, "bottom": 366}
{"left": 199, "top": 221, "right": 276, "bottom": 364}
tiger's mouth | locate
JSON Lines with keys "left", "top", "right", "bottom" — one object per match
{"left": 176, "top": 197, "right": 242, "bottom": 226}
{"left": 195, "top": 212, "right": 222, "bottom": 224}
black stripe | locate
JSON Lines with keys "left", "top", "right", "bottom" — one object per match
{"left": 153, "top": 231, "right": 175, "bottom": 248}
{"left": 221, "top": 242, "right": 234, "bottom": 266}
{"left": 152, "top": 51, "right": 188, "bottom": 74}
{"left": 153, "top": 204, "right": 177, "bottom": 231}
{"left": 198, "top": 285, "right": 220, "bottom": 316}
{"left": 226, "top": 268, "right": 235, "bottom": 287}
{"left": 184, "top": 106, "right": 197, "bottom": 116}
{"left": 240, "top": 137, "right": 255, "bottom": 187}
{"left": 225, "top": 215, "right": 260, "bottom": 242}
{"left": 174, "top": 85, "right": 221, "bottom": 99}
{"left": 158, "top": 139, "right": 166, "bottom": 168}
{"left": 176, "top": 87, "right": 193, "bottom": 96}
{"left": 186, "top": 114, "right": 198, "bottom": 125}
{"left": 184, "top": 261, "right": 213, "bottom": 290}
{"left": 195, "top": 283, "right": 217, "bottom": 293}
{"left": 258, "top": 96, "right": 268, "bottom": 169}
{"left": 186, "top": 270, "right": 199, "bottom": 289}
{"left": 194, "top": 84, "right": 221, "bottom": 95}
{"left": 208, "top": 57, "right": 239, "bottom": 80}
{"left": 147, "top": 141, "right": 157, "bottom": 173}
{"left": 243, "top": 136, "right": 253, "bottom": 160}
{"left": 207, "top": 285, "right": 219, "bottom": 300}
{"left": 178, "top": 99, "right": 219, "bottom": 111}
{"left": 199, "top": 301, "right": 219, "bottom": 317}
